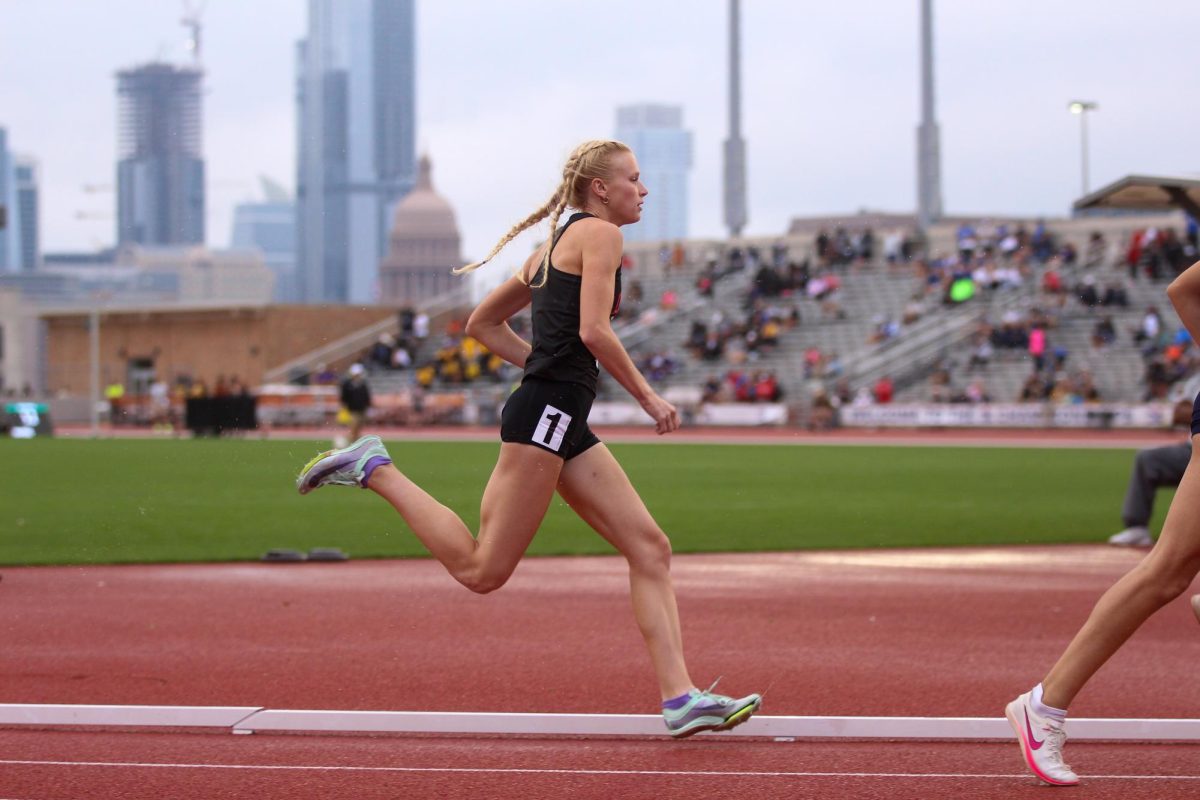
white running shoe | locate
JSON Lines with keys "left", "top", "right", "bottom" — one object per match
{"left": 1108, "top": 526, "right": 1153, "bottom": 547}
{"left": 1005, "top": 691, "right": 1079, "bottom": 786}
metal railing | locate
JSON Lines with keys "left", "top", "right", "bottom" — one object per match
{"left": 261, "top": 285, "right": 472, "bottom": 384}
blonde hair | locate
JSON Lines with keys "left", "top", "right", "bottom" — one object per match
{"left": 454, "top": 139, "right": 632, "bottom": 287}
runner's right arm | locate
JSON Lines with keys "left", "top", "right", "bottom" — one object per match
{"left": 1167, "top": 260, "right": 1200, "bottom": 343}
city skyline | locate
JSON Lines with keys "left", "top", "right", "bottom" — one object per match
{"left": 3, "top": 1, "right": 1199, "bottom": 274}
{"left": 296, "top": 0, "right": 417, "bottom": 304}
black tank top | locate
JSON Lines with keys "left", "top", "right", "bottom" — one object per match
{"left": 523, "top": 212, "right": 623, "bottom": 394}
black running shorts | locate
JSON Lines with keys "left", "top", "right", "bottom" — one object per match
{"left": 500, "top": 377, "right": 601, "bottom": 460}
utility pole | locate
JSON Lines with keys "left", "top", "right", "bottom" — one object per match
{"left": 722, "top": 0, "right": 747, "bottom": 238}
{"left": 916, "top": 0, "right": 943, "bottom": 232}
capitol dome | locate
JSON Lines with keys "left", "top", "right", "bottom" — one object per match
{"left": 379, "top": 154, "right": 463, "bottom": 306}
{"left": 390, "top": 155, "right": 459, "bottom": 238}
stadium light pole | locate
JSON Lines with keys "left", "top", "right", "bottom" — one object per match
{"left": 1068, "top": 100, "right": 1098, "bottom": 197}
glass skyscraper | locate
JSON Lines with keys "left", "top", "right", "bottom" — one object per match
{"left": 296, "top": 0, "right": 417, "bottom": 304}
{"left": 115, "top": 63, "right": 206, "bottom": 246}
{"left": 615, "top": 105, "right": 693, "bottom": 243}
{"left": 0, "top": 128, "right": 40, "bottom": 272}
{"left": 0, "top": 127, "right": 13, "bottom": 271}
{"left": 232, "top": 197, "right": 297, "bottom": 303}
{"left": 14, "top": 158, "right": 39, "bottom": 270}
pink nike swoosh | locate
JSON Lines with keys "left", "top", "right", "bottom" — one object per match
{"left": 1024, "top": 709, "right": 1044, "bottom": 750}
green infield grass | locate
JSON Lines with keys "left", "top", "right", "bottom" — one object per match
{"left": 0, "top": 436, "right": 1167, "bottom": 565}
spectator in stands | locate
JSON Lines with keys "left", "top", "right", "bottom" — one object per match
{"left": 859, "top": 228, "right": 876, "bottom": 263}
{"left": 966, "top": 335, "right": 993, "bottom": 372}
{"left": 1143, "top": 356, "right": 1172, "bottom": 400}
{"left": 1084, "top": 231, "right": 1107, "bottom": 268}
{"left": 873, "top": 375, "right": 894, "bottom": 404}
{"left": 803, "top": 346, "right": 824, "bottom": 379}
{"left": 809, "top": 389, "right": 836, "bottom": 430}
{"left": 413, "top": 311, "right": 430, "bottom": 342}
{"left": 639, "top": 352, "right": 678, "bottom": 383}
{"left": 1134, "top": 306, "right": 1162, "bottom": 344}
{"left": 369, "top": 335, "right": 395, "bottom": 370}
{"left": 753, "top": 372, "right": 781, "bottom": 403}
{"left": 1100, "top": 281, "right": 1129, "bottom": 308}
{"left": 1163, "top": 228, "right": 1187, "bottom": 274}
{"left": 686, "top": 320, "right": 708, "bottom": 357}
{"left": 700, "top": 375, "right": 723, "bottom": 404}
{"left": 1048, "top": 374, "right": 1078, "bottom": 404}
{"left": 964, "top": 379, "right": 991, "bottom": 404}
{"left": 339, "top": 363, "right": 372, "bottom": 444}
{"left": 1031, "top": 220, "right": 1055, "bottom": 264}
{"left": 1019, "top": 373, "right": 1049, "bottom": 401}
{"left": 957, "top": 222, "right": 977, "bottom": 264}
{"left": 1052, "top": 345, "right": 1070, "bottom": 372}
{"left": 1060, "top": 241, "right": 1078, "bottom": 267}
{"left": 1029, "top": 326, "right": 1047, "bottom": 371}
{"left": 399, "top": 307, "right": 416, "bottom": 336}
{"left": 884, "top": 230, "right": 904, "bottom": 267}
{"left": 759, "top": 316, "right": 781, "bottom": 348}
{"left": 868, "top": 315, "right": 900, "bottom": 344}
{"left": 771, "top": 240, "right": 789, "bottom": 269}
{"left": 670, "top": 241, "right": 686, "bottom": 271}
{"left": 824, "top": 351, "right": 844, "bottom": 379}
{"left": 701, "top": 332, "right": 723, "bottom": 362}
{"left": 1076, "top": 275, "right": 1100, "bottom": 308}
{"left": 1041, "top": 263, "right": 1065, "bottom": 301}
{"left": 902, "top": 295, "right": 927, "bottom": 325}
{"left": 928, "top": 364, "right": 952, "bottom": 403}
{"left": 1075, "top": 371, "right": 1101, "bottom": 402}
{"left": 1091, "top": 316, "right": 1117, "bottom": 348}
{"left": 815, "top": 230, "right": 831, "bottom": 264}
{"left": 313, "top": 363, "right": 339, "bottom": 385}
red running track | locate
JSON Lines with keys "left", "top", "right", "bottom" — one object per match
{"left": 3, "top": 546, "right": 1200, "bottom": 798}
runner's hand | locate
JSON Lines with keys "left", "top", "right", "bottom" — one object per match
{"left": 641, "top": 393, "right": 680, "bottom": 435}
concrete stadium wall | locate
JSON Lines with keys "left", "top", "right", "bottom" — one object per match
{"left": 41, "top": 305, "right": 399, "bottom": 396}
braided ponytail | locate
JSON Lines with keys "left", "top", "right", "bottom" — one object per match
{"left": 453, "top": 184, "right": 566, "bottom": 277}
{"left": 455, "top": 139, "right": 632, "bottom": 286}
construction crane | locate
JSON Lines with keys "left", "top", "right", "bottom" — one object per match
{"left": 181, "top": 1, "right": 206, "bottom": 65}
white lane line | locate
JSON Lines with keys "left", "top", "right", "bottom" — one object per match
{"left": 2, "top": 760, "right": 1199, "bottom": 781}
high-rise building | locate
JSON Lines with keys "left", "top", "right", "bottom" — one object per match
{"left": 14, "top": 158, "right": 39, "bottom": 270}
{"left": 0, "top": 127, "right": 13, "bottom": 272}
{"left": 115, "top": 63, "right": 206, "bottom": 246}
{"left": 615, "top": 105, "right": 692, "bottom": 243}
{"left": 232, "top": 178, "right": 297, "bottom": 303}
{"left": 296, "top": 0, "right": 417, "bottom": 304}
{"left": 0, "top": 128, "right": 39, "bottom": 272}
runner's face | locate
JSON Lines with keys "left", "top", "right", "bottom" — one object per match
{"left": 601, "top": 151, "right": 647, "bottom": 226}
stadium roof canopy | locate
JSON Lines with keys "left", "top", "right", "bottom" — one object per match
{"left": 1073, "top": 174, "right": 1200, "bottom": 219}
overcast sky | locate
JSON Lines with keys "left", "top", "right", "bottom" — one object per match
{"left": 3, "top": 1, "right": 1199, "bottom": 270}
